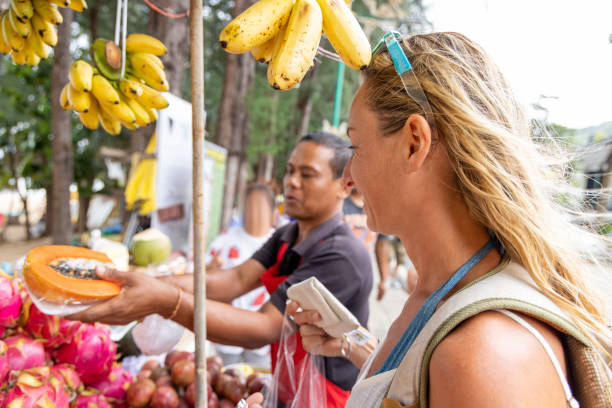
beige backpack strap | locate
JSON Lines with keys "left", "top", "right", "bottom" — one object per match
{"left": 385, "top": 261, "right": 597, "bottom": 408}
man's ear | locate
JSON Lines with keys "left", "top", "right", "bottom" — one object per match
{"left": 400, "top": 114, "right": 433, "bottom": 173}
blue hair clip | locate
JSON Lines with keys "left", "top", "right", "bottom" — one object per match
{"left": 373, "top": 31, "right": 435, "bottom": 126}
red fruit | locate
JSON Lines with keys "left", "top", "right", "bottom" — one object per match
{"left": 90, "top": 363, "right": 133, "bottom": 405}
{"left": 185, "top": 383, "right": 196, "bottom": 406}
{"left": 0, "top": 275, "right": 22, "bottom": 329}
{"left": 155, "top": 375, "right": 173, "bottom": 388}
{"left": 171, "top": 359, "right": 195, "bottom": 387}
{"left": 5, "top": 366, "right": 70, "bottom": 408}
{"left": 25, "top": 303, "right": 83, "bottom": 349}
{"left": 142, "top": 359, "right": 161, "bottom": 371}
{"left": 0, "top": 340, "right": 8, "bottom": 384}
{"left": 178, "top": 397, "right": 189, "bottom": 408}
{"left": 247, "top": 375, "right": 266, "bottom": 395}
{"left": 207, "top": 355, "right": 223, "bottom": 369}
{"left": 4, "top": 334, "right": 46, "bottom": 371}
{"left": 208, "top": 387, "right": 219, "bottom": 408}
{"left": 51, "top": 364, "right": 83, "bottom": 397}
{"left": 54, "top": 324, "right": 117, "bottom": 385}
{"left": 137, "top": 369, "right": 152, "bottom": 381}
{"left": 71, "top": 389, "right": 111, "bottom": 408}
{"left": 165, "top": 351, "right": 194, "bottom": 369}
{"left": 150, "top": 366, "right": 169, "bottom": 381}
{"left": 224, "top": 377, "right": 247, "bottom": 404}
{"left": 151, "top": 386, "right": 179, "bottom": 408}
{"left": 126, "top": 378, "right": 156, "bottom": 408}
{"left": 213, "top": 373, "right": 232, "bottom": 396}
{"left": 219, "top": 399, "right": 235, "bottom": 408}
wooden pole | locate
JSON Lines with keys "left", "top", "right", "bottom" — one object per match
{"left": 190, "top": 1, "right": 207, "bottom": 407}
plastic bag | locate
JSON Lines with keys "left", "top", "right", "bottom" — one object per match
{"left": 16, "top": 259, "right": 103, "bottom": 316}
{"left": 263, "top": 311, "right": 326, "bottom": 408}
{"left": 132, "top": 314, "right": 184, "bottom": 355}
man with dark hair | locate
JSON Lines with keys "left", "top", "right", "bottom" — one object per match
{"left": 70, "top": 132, "right": 373, "bottom": 408}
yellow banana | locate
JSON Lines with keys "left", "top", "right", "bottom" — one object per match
{"left": 101, "top": 98, "right": 136, "bottom": 125}
{"left": 69, "top": 60, "right": 93, "bottom": 92}
{"left": 133, "top": 70, "right": 169, "bottom": 92}
{"left": 11, "top": 0, "right": 34, "bottom": 21}
{"left": 98, "top": 105, "right": 122, "bottom": 135}
{"left": 0, "top": 25, "right": 10, "bottom": 54}
{"left": 24, "top": 47, "right": 40, "bottom": 66}
{"left": 32, "top": 0, "right": 63, "bottom": 25}
{"left": 60, "top": 83, "right": 71, "bottom": 109}
{"left": 142, "top": 104, "right": 157, "bottom": 122}
{"left": 129, "top": 52, "right": 167, "bottom": 83}
{"left": 2, "top": 12, "right": 24, "bottom": 51}
{"left": 124, "top": 96, "right": 150, "bottom": 127}
{"left": 68, "top": 0, "right": 88, "bottom": 12}
{"left": 31, "top": 12, "right": 57, "bottom": 46}
{"left": 137, "top": 84, "right": 168, "bottom": 110}
{"left": 120, "top": 120, "right": 139, "bottom": 130}
{"left": 219, "top": 0, "right": 296, "bottom": 54}
{"left": 126, "top": 33, "right": 166, "bottom": 56}
{"left": 78, "top": 96, "right": 99, "bottom": 130}
{"left": 119, "top": 77, "right": 143, "bottom": 99}
{"left": 8, "top": 8, "right": 30, "bottom": 38}
{"left": 315, "top": 0, "right": 370, "bottom": 70}
{"left": 68, "top": 84, "right": 91, "bottom": 112}
{"left": 26, "top": 28, "right": 49, "bottom": 59}
{"left": 267, "top": 0, "right": 322, "bottom": 91}
{"left": 49, "top": 0, "right": 70, "bottom": 7}
{"left": 251, "top": 34, "right": 277, "bottom": 63}
{"left": 91, "top": 74, "right": 120, "bottom": 105}
{"left": 11, "top": 47, "right": 27, "bottom": 64}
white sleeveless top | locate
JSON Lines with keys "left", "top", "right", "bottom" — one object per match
{"left": 345, "top": 261, "right": 582, "bottom": 408}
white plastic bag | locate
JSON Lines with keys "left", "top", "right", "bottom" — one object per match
{"left": 263, "top": 311, "right": 327, "bottom": 408}
{"left": 132, "top": 314, "right": 184, "bottom": 355}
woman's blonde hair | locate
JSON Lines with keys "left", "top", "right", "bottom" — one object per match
{"left": 363, "top": 32, "right": 611, "bottom": 354}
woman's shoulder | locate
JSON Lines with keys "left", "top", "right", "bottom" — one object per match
{"left": 428, "top": 310, "right": 568, "bottom": 407}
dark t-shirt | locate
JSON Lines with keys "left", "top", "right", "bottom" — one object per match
{"left": 252, "top": 213, "right": 373, "bottom": 391}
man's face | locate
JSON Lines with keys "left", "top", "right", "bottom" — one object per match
{"left": 283, "top": 141, "right": 346, "bottom": 222}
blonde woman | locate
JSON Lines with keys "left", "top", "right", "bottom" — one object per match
{"left": 288, "top": 32, "right": 612, "bottom": 408}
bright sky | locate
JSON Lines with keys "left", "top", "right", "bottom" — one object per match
{"left": 424, "top": 0, "right": 612, "bottom": 129}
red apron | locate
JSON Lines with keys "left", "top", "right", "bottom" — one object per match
{"left": 260, "top": 242, "right": 351, "bottom": 408}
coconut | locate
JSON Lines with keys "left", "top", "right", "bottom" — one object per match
{"left": 130, "top": 228, "right": 172, "bottom": 266}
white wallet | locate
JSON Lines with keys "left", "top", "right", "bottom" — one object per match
{"left": 286, "top": 276, "right": 360, "bottom": 338}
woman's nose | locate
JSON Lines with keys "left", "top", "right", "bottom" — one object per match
{"left": 342, "top": 156, "right": 354, "bottom": 188}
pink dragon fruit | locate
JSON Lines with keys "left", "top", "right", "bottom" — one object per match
{"left": 0, "top": 276, "right": 22, "bottom": 330}
{"left": 24, "top": 303, "right": 83, "bottom": 349}
{"left": 54, "top": 324, "right": 117, "bottom": 385}
{"left": 70, "top": 389, "right": 111, "bottom": 408}
{"left": 4, "top": 366, "right": 70, "bottom": 408}
{"left": 4, "top": 334, "right": 46, "bottom": 372}
{"left": 51, "top": 364, "right": 83, "bottom": 398}
{"left": 90, "top": 363, "right": 132, "bottom": 406}
{"left": 0, "top": 340, "right": 8, "bottom": 384}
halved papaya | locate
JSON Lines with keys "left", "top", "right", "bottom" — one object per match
{"left": 23, "top": 245, "right": 121, "bottom": 304}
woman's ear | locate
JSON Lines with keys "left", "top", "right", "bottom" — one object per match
{"left": 400, "top": 114, "right": 433, "bottom": 172}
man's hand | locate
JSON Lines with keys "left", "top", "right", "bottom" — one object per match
{"left": 66, "top": 266, "right": 177, "bottom": 325}
{"left": 286, "top": 300, "right": 342, "bottom": 358}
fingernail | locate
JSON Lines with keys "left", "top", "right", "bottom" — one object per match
{"left": 95, "top": 266, "right": 106, "bottom": 275}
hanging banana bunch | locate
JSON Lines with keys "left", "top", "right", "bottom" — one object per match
{"left": 219, "top": 0, "right": 370, "bottom": 91}
{"left": 60, "top": 33, "right": 170, "bottom": 135}
{"left": 0, "top": 0, "right": 88, "bottom": 66}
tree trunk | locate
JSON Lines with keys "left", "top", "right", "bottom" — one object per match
{"left": 89, "top": 0, "right": 101, "bottom": 41}
{"left": 43, "top": 185, "right": 52, "bottom": 236}
{"left": 51, "top": 8, "right": 74, "bottom": 245}
{"left": 256, "top": 92, "right": 278, "bottom": 182}
{"left": 20, "top": 194, "right": 31, "bottom": 241}
{"left": 77, "top": 194, "right": 92, "bottom": 234}
{"left": 216, "top": 0, "right": 255, "bottom": 229}
{"left": 294, "top": 66, "right": 319, "bottom": 138}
